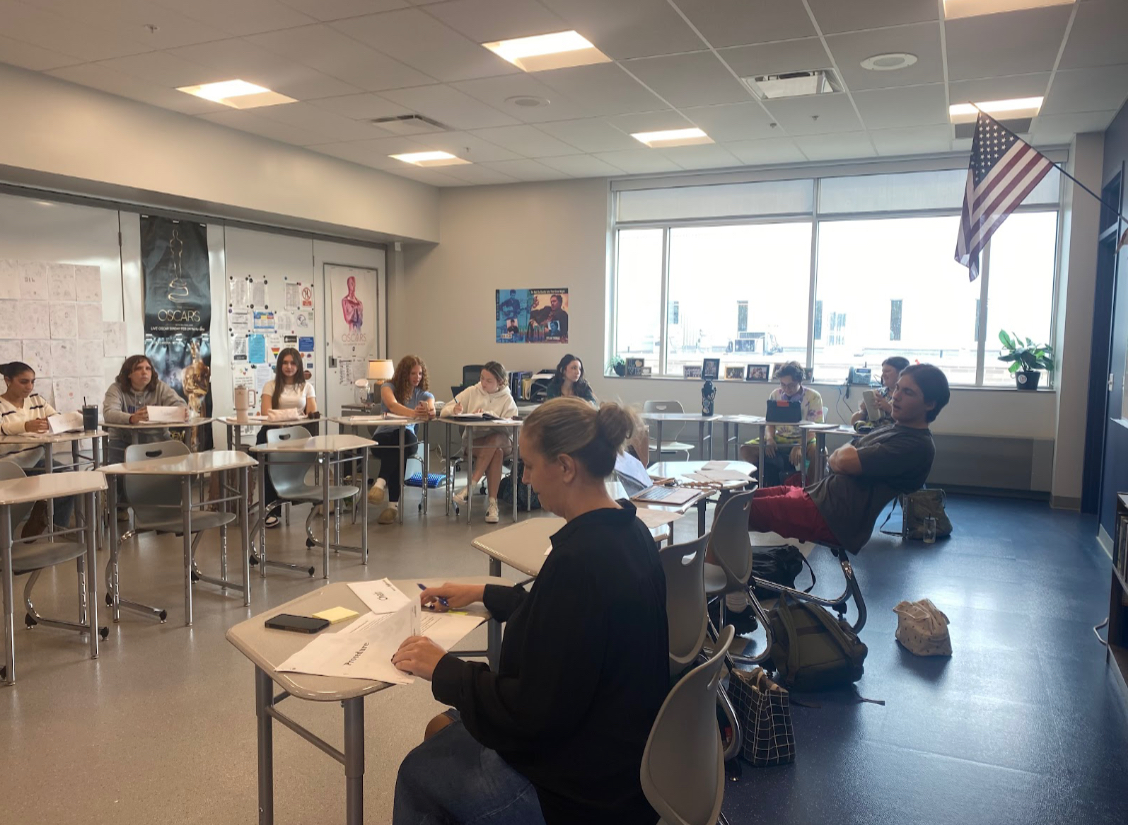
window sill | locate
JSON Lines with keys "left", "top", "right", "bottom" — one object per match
{"left": 602, "top": 373, "right": 1055, "bottom": 392}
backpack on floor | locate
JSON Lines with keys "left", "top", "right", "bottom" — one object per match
{"left": 498, "top": 461, "right": 540, "bottom": 510}
{"left": 767, "top": 595, "right": 867, "bottom": 692}
{"left": 751, "top": 545, "right": 816, "bottom": 600}
{"left": 881, "top": 489, "right": 953, "bottom": 541}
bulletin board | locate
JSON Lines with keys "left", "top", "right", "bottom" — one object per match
{"left": 227, "top": 272, "right": 316, "bottom": 403}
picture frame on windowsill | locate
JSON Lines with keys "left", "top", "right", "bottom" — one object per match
{"left": 702, "top": 358, "right": 720, "bottom": 380}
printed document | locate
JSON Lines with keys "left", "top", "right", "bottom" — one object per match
{"left": 348, "top": 578, "right": 413, "bottom": 615}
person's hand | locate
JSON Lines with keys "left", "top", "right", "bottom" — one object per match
{"left": 26, "top": 418, "right": 49, "bottom": 433}
{"left": 392, "top": 636, "right": 447, "bottom": 681}
{"left": 875, "top": 396, "right": 893, "bottom": 414}
{"left": 789, "top": 445, "right": 803, "bottom": 468}
{"left": 129, "top": 408, "right": 149, "bottom": 424}
{"left": 450, "top": 402, "right": 463, "bottom": 415}
{"left": 182, "top": 407, "right": 191, "bottom": 421}
{"left": 419, "top": 582, "right": 485, "bottom": 611}
{"left": 764, "top": 438, "right": 777, "bottom": 458}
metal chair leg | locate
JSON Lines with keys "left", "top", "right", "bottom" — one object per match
{"left": 749, "top": 545, "right": 867, "bottom": 632}
{"left": 21, "top": 568, "right": 108, "bottom": 640}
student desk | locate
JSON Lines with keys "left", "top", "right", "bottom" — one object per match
{"left": 725, "top": 417, "right": 821, "bottom": 487}
{"left": 1, "top": 471, "right": 105, "bottom": 685}
{"left": 103, "top": 417, "right": 213, "bottom": 452}
{"left": 102, "top": 450, "right": 256, "bottom": 626}
{"left": 251, "top": 434, "right": 374, "bottom": 578}
{"left": 715, "top": 414, "right": 765, "bottom": 461}
{"left": 330, "top": 415, "right": 434, "bottom": 522}
{"left": 438, "top": 418, "right": 523, "bottom": 524}
{"left": 641, "top": 411, "right": 720, "bottom": 461}
{"left": 220, "top": 415, "right": 321, "bottom": 450}
{"left": 648, "top": 459, "right": 757, "bottom": 535}
{"left": 226, "top": 575, "right": 509, "bottom": 825}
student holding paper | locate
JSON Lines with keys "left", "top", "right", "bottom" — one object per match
{"left": 367, "top": 354, "right": 435, "bottom": 525}
{"left": 438, "top": 361, "right": 518, "bottom": 524}
{"left": 258, "top": 348, "right": 318, "bottom": 528}
{"left": 393, "top": 398, "right": 669, "bottom": 825}
{"left": 0, "top": 361, "right": 75, "bottom": 535}
{"left": 102, "top": 354, "right": 189, "bottom": 464}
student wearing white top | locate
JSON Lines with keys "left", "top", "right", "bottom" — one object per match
{"left": 0, "top": 361, "right": 74, "bottom": 536}
{"left": 367, "top": 354, "right": 436, "bottom": 525}
{"left": 257, "top": 348, "right": 318, "bottom": 528}
{"left": 438, "top": 361, "right": 518, "bottom": 523}
{"left": 102, "top": 354, "right": 189, "bottom": 465}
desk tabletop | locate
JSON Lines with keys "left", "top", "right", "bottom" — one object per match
{"left": 103, "top": 418, "right": 211, "bottom": 429}
{"left": 715, "top": 414, "right": 766, "bottom": 424}
{"left": 0, "top": 429, "right": 107, "bottom": 444}
{"left": 0, "top": 470, "right": 106, "bottom": 504}
{"left": 331, "top": 415, "right": 432, "bottom": 428}
{"left": 649, "top": 459, "right": 756, "bottom": 486}
{"left": 251, "top": 434, "right": 376, "bottom": 453}
{"left": 472, "top": 518, "right": 564, "bottom": 578}
{"left": 226, "top": 576, "right": 509, "bottom": 702}
{"left": 218, "top": 415, "right": 319, "bottom": 427}
{"left": 438, "top": 417, "right": 522, "bottom": 428}
{"left": 101, "top": 450, "right": 257, "bottom": 476}
{"left": 641, "top": 412, "right": 721, "bottom": 422}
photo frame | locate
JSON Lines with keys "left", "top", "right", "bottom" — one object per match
{"left": 702, "top": 358, "right": 720, "bottom": 380}
{"left": 683, "top": 364, "right": 702, "bottom": 379}
{"left": 745, "top": 364, "right": 770, "bottom": 382}
{"left": 724, "top": 365, "right": 745, "bottom": 380}
{"left": 626, "top": 357, "right": 645, "bottom": 376}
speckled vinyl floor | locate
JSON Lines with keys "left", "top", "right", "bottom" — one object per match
{"left": 2, "top": 486, "right": 1126, "bottom": 825}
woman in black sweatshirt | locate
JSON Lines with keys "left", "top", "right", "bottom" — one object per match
{"left": 392, "top": 398, "right": 669, "bottom": 825}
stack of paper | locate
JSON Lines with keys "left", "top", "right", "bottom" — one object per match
{"left": 147, "top": 406, "right": 188, "bottom": 423}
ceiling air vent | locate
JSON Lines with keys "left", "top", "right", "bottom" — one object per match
{"left": 369, "top": 114, "right": 449, "bottom": 135}
{"left": 742, "top": 69, "right": 842, "bottom": 100}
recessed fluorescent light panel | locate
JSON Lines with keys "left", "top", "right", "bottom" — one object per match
{"left": 743, "top": 69, "right": 841, "bottom": 100}
{"left": 631, "top": 128, "right": 713, "bottom": 149}
{"left": 389, "top": 151, "right": 471, "bottom": 167}
{"left": 177, "top": 79, "right": 296, "bottom": 109}
{"left": 482, "top": 30, "right": 611, "bottom": 72}
{"left": 943, "top": 0, "right": 1074, "bottom": 19}
{"left": 949, "top": 96, "right": 1044, "bottom": 123}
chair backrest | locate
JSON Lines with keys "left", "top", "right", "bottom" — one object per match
{"left": 659, "top": 534, "right": 710, "bottom": 678}
{"left": 265, "top": 426, "right": 315, "bottom": 497}
{"left": 462, "top": 364, "right": 484, "bottom": 389}
{"left": 641, "top": 625, "right": 734, "bottom": 825}
{"left": 644, "top": 399, "right": 686, "bottom": 443}
{"left": 707, "top": 490, "right": 757, "bottom": 589}
{"left": 0, "top": 460, "right": 35, "bottom": 527}
{"left": 124, "top": 440, "right": 190, "bottom": 523}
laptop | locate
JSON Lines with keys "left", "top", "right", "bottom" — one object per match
{"left": 614, "top": 452, "right": 702, "bottom": 507}
{"left": 766, "top": 399, "right": 802, "bottom": 423}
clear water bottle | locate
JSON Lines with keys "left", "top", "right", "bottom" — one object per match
{"left": 923, "top": 516, "right": 937, "bottom": 544}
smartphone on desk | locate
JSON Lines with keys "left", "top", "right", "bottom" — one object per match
{"left": 265, "top": 614, "right": 331, "bottom": 634}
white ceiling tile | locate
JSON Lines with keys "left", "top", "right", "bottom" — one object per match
{"left": 672, "top": 0, "right": 816, "bottom": 49}
{"left": 380, "top": 84, "right": 519, "bottom": 129}
{"left": 0, "top": 33, "right": 81, "bottom": 71}
{"left": 1042, "top": 65, "right": 1128, "bottom": 116}
{"left": 724, "top": 137, "right": 807, "bottom": 165}
{"left": 718, "top": 38, "right": 832, "bottom": 80}
{"left": 536, "top": 154, "right": 622, "bottom": 177}
{"left": 152, "top": 0, "right": 317, "bottom": 36}
{"left": 825, "top": 23, "right": 944, "bottom": 92}
{"left": 869, "top": 124, "right": 955, "bottom": 156}
{"left": 535, "top": 118, "right": 641, "bottom": 152}
{"left": 423, "top": 0, "right": 568, "bottom": 43}
{"left": 852, "top": 83, "right": 948, "bottom": 130}
{"left": 806, "top": 0, "right": 937, "bottom": 35}
{"left": 945, "top": 6, "right": 1072, "bottom": 82}
{"left": 1030, "top": 110, "right": 1118, "bottom": 144}
{"left": 538, "top": 0, "right": 704, "bottom": 60}
{"left": 661, "top": 143, "right": 741, "bottom": 171}
{"left": 310, "top": 135, "right": 430, "bottom": 164}
{"left": 276, "top": 0, "right": 408, "bottom": 22}
{"left": 0, "top": 0, "right": 153, "bottom": 61}
{"left": 623, "top": 51, "right": 750, "bottom": 107}
{"left": 605, "top": 110, "right": 694, "bottom": 135}
{"left": 384, "top": 165, "right": 462, "bottom": 185}
{"left": 451, "top": 74, "right": 592, "bottom": 122}
{"left": 169, "top": 39, "right": 363, "bottom": 99}
{"left": 441, "top": 164, "right": 522, "bottom": 185}
{"left": 198, "top": 109, "right": 328, "bottom": 145}
{"left": 793, "top": 132, "right": 876, "bottom": 161}
{"left": 681, "top": 102, "right": 778, "bottom": 142}
{"left": 592, "top": 149, "right": 683, "bottom": 174}
{"left": 46, "top": 63, "right": 227, "bottom": 114}
{"left": 466, "top": 125, "right": 581, "bottom": 157}
{"left": 408, "top": 130, "right": 522, "bottom": 162}
{"left": 480, "top": 159, "right": 565, "bottom": 180}
{"left": 245, "top": 25, "right": 436, "bottom": 91}
{"left": 251, "top": 101, "right": 394, "bottom": 140}
{"left": 537, "top": 62, "right": 670, "bottom": 117}
{"left": 308, "top": 94, "right": 414, "bottom": 120}
{"left": 761, "top": 93, "right": 862, "bottom": 136}
{"left": 329, "top": 8, "right": 515, "bottom": 82}
{"left": 948, "top": 73, "right": 1051, "bottom": 107}
{"left": 26, "top": 0, "right": 232, "bottom": 50}
{"left": 1058, "top": 0, "right": 1128, "bottom": 70}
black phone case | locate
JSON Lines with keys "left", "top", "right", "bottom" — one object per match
{"left": 265, "top": 614, "right": 330, "bottom": 633}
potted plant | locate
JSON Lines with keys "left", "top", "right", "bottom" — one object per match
{"left": 608, "top": 356, "right": 626, "bottom": 377}
{"left": 998, "top": 330, "right": 1053, "bottom": 390}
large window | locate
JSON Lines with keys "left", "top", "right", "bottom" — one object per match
{"left": 612, "top": 166, "right": 1061, "bottom": 387}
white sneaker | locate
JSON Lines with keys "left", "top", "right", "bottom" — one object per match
{"left": 377, "top": 504, "right": 398, "bottom": 525}
{"left": 367, "top": 480, "right": 386, "bottom": 504}
{"left": 485, "top": 498, "right": 499, "bottom": 524}
{"left": 453, "top": 487, "right": 469, "bottom": 505}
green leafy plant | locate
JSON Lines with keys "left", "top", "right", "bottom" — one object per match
{"left": 608, "top": 355, "right": 626, "bottom": 376}
{"left": 997, "top": 330, "right": 1054, "bottom": 375}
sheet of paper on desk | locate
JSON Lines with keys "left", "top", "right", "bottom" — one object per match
{"left": 47, "top": 412, "right": 83, "bottom": 434}
{"left": 348, "top": 577, "right": 413, "bottom": 615}
{"left": 420, "top": 612, "right": 486, "bottom": 649}
{"left": 695, "top": 469, "right": 754, "bottom": 483}
{"left": 633, "top": 507, "right": 685, "bottom": 529}
{"left": 702, "top": 461, "right": 729, "bottom": 471}
{"left": 146, "top": 406, "right": 187, "bottom": 423}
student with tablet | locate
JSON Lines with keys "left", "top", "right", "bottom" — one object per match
{"left": 367, "top": 354, "right": 435, "bottom": 525}
{"left": 258, "top": 348, "right": 318, "bottom": 528}
{"left": 392, "top": 398, "right": 668, "bottom": 825}
{"left": 851, "top": 356, "right": 909, "bottom": 431}
{"left": 102, "top": 354, "right": 189, "bottom": 464}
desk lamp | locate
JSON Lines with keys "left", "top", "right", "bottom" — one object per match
{"left": 367, "top": 359, "right": 395, "bottom": 405}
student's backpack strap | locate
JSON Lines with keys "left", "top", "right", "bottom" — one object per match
{"left": 879, "top": 496, "right": 903, "bottom": 537}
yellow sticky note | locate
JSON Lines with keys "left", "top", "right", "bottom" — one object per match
{"left": 313, "top": 606, "right": 360, "bottom": 624}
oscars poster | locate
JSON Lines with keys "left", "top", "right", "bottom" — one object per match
{"left": 328, "top": 264, "right": 378, "bottom": 360}
{"left": 140, "top": 215, "right": 212, "bottom": 448}
{"left": 495, "top": 288, "right": 569, "bottom": 343}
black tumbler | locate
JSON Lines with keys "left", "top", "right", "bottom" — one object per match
{"left": 81, "top": 405, "right": 98, "bottom": 432}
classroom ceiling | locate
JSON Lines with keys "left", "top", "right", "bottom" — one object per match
{"left": 3, "top": 0, "right": 1128, "bottom": 187}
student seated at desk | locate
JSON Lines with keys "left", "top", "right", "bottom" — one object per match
{"left": 439, "top": 361, "right": 518, "bottom": 524}
{"left": 258, "top": 348, "right": 318, "bottom": 528}
{"left": 103, "top": 354, "right": 189, "bottom": 464}
{"left": 851, "top": 356, "right": 909, "bottom": 431}
{"left": 545, "top": 353, "right": 597, "bottom": 405}
{"left": 392, "top": 398, "right": 668, "bottom": 825}
{"left": 366, "top": 354, "right": 435, "bottom": 524}
{"left": 738, "top": 360, "right": 823, "bottom": 485}
{"left": 0, "top": 361, "right": 75, "bottom": 536}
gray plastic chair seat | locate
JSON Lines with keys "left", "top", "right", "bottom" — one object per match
{"left": 5, "top": 540, "right": 86, "bottom": 576}
{"left": 703, "top": 562, "right": 728, "bottom": 595}
{"left": 134, "top": 510, "right": 238, "bottom": 535}
{"left": 272, "top": 484, "right": 360, "bottom": 504}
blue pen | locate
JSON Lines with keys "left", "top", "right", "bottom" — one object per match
{"left": 418, "top": 582, "right": 449, "bottom": 608}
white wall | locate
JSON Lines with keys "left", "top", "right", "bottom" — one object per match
{"left": 0, "top": 63, "right": 439, "bottom": 244}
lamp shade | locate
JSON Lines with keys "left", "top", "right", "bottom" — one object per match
{"left": 368, "top": 359, "right": 395, "bottom": 381}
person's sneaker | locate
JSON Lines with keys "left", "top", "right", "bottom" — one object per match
{"left": 21, "top": 500, "right": 49, "bottom": 539}
{"left": 453, "top": 487, "right": 469, "bottom": 505}
{"left": 377, "top": 505, "right": 398, "bottom": 525}
{"left": 367, "top": 481, "right": 386, "bottom": 504}
{"left": 485, "top": 498, "right": 499, "bottom": 524}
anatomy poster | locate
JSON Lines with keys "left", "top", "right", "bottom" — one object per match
{"left": 328, "top": 264, "right": 378, "bottom": 360}
{"left": 496, "top": 288, "right": 569, "bottom": 343}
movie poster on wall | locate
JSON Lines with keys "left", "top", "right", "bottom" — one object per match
{"left": 495, "top": 288, "right": 569, "bottom": 343}
{"left": 140, "top": 215, "right": 212, "bottom": 448}
{"left": 328, "top": 264, "right": 378, "bottom": 361}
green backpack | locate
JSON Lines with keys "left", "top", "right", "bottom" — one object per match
{"left": 767, "top": 595, "right": 868, "bottom": 692}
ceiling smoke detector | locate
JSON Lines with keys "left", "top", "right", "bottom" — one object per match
{"left": 742, "top": 69, "right": 842, "bottom": 100}
{"left": 370, "top": 114, "right": 449, "bottom": 135}
{"left": 505, "top": 95, "right": 549, "bottom": 108}
{"left": 861, "top": 53, "right": 918, "bottom": 71}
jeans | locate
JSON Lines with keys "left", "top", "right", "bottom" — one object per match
{"left": 394, "top": 713, "right": 546, "bottom": 825}
{"left": 26, "top": 458, "right": 76, "bottom": 527}
{"left": 371, "top": 429, "right": 419, "bottom": 503}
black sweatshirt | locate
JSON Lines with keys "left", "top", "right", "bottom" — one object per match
{"left": 431, "top": 503, "right": 669, "bottom": 825}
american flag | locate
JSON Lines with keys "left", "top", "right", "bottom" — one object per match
{"left": 955, "top": 112, "right": 1054, "bottom": 281}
